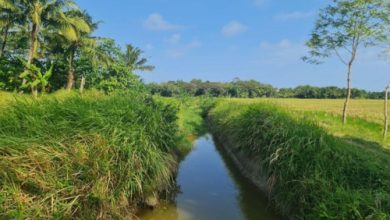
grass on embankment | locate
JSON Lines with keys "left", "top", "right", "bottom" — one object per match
{"left": 229, "top": 98, "right": 390, "bottom": 149}
{"left": 208, "top": 100, "right": 390, "bottom": 219}
{"left": 153, "top": 96, "right": 213, "bottom": 153}
{"left": 0, "top": 91, "right": 193, "bottom": 219}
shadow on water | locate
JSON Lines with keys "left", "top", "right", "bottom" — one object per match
{"left": 212, "top": 136, "right": 283, "bottom": 220}
{"left": 138, "top": 134, "right": 283, "bottom": 220}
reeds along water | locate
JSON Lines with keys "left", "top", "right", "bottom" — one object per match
{"left": 208, "top": 100, "right": 390, "bottom": 219}
{"left": 0, "top": 92, "right": 184, "bottom": 219}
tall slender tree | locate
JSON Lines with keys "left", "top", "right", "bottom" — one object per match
{"left": 20, "top": 0, "right": 78, "bottom": 92}
{"left": 303, "top": 0, "right": 390, "bottom": 124}
{"left": 23, "top": 0, "right": 78, "bottom": 64}
{"left": 53, "top": 10, "right": 92, "bottom": 90}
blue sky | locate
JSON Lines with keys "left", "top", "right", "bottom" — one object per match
{"left": 76, "top": 0, "right": 389, "bottom": 91}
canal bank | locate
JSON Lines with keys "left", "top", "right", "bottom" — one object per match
{"left": 207, "top": 100, "right": 390, "bottom": 219}
{"left": 139, "top": 134, "right": 282, "bottom": 220}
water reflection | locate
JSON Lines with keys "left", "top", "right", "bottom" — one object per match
{"left": 213, "top": 136, "right": 280, "bottom": 220}
{"left": 139, "top": 134, "right": 282, "bottom": 220}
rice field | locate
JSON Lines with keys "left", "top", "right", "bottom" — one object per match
{"left": 228, "top": 98, "right": 384, "bottom": 123}
{"left": 226, "top": 98, "right": 390, "bottom": 149}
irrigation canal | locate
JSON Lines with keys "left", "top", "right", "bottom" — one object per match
{"left": 139, "top": 134, "right": 282, "bottom": 220}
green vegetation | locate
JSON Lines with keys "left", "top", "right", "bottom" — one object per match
{"left": 231, "top": 98, "right": 390, "bottom": 149}
{"left": 0, "top": 0, "right": 152, "bottom": 95}
{"left": 148, "top": 79, "right": 385, "bottom": 99}
{"left": 0, "top": 91, "right": 198, "bottom": 219}
{"left": 1, "top": 0, "right": 390, "bottom": 219}
{"left": 208, "top": 100, "right": 390, "bottom": 219}
{"left": 0, "top": 91, "right": 15, "bottom": 107}
{"left": 154, "top": 96, "right": 214, "bottom": 149}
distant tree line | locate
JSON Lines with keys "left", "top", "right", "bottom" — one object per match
{"left": 148, "top": 79, "right": 385, "bottom": 99}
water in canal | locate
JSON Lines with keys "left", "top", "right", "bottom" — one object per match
{"left": 139, "top": 134, "right": 282, "bottom": 220}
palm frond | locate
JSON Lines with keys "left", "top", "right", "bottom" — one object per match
{"left": 0, "top": 0, "right": 16, "bottom": 11}
{"left": 124, "top": 44, "right": 154, "bottom": 72}
{"left": 59, "top": 24, "right": 78, "bottom": 41}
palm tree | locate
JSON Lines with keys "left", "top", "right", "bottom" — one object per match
{"left": 54, "top": 10, "right": 92, "bottom": 90}
{"left": 0, "top": 0, "right": 25, "bottom": 58}
{"left": 22, "top": 0, "right": 78, "bottom": 65}
{"left": 124, "top": 44, "right": 155, "bottom": 72}
{"left": 19, "top": 0, "right": 83, "bottom": 93}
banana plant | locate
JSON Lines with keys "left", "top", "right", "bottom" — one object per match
{"left": 19, "top": 60, "right": 53, "bottom": 96}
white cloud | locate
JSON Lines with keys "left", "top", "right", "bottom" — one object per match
{"left": 166, "top": 40, "right": 202, "bottom": 58}
{"left": 144, "top": 13, "right": 184, "bottom": 31}
{"left": 254, "top": 0, "right": 268, "bottom": 7}
{"left": 259, "top": 39, "right": 388, "bottom": 67}
{"left": 165, "top": 34, "right": 182, "bottom": 44}
{"left": 258, "top": 39, "right": 307, "bottom": 65}
{"left": 221, "top": 21, "right": 248, "bottom": 37}
{"left": 274, "top": 11, "right": 316, "bottom": 21}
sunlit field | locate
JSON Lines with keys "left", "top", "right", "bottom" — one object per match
{"left": 271, "top": 99, "right": 385, "bottom": 124}
{"left": 224, "top": 98, "right": 390, "bottom": 149}
{"left": 231, "top": 98, "right": 384, "bottom": 123}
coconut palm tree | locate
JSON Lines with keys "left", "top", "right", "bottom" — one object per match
{"left": 19, "top": 0, "right": 84, "bottom": 93}
{"left": 22, "top": 0, "right": 78, "bottom": 65}
{"left": 124, "top": 44, "right": 155, "bottom": 72}
{"left": 54, "top": 10, "right": 92, "bottom": 90}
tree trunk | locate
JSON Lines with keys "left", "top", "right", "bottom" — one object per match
{"left": 22, "top": 24, "right": 39, "bottom": 89}
{"left": 384, "top": 84, "right": 390, "bottom": 140}
{"left": 66, "top": 50, "right": 75, "bottom": 91}
{"left": 342, "top": 64, "right": 352, "bottom": 124}
{"left": 31, "top": 86, "right": 38, "bottom": 97}
{"left": 41, "top": 82, "right": 46, "bottom": 94}
{"left": 79, "top": 76, "right": 86, "bottom": 94}
{"left": 27, "top": 24, "right": 39, "bottom": 65}
{"left": 342, "top": 50, "right": 357, "bottom": 125}
{"left": 0, "top": 25, "right": 10, "bottom": 58}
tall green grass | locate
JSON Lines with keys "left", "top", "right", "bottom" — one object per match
{"left": 208, "top": 100, "right": 390, "bottom": 219}
{"left": 0, "top": 91, "right": 182, "bottom": 219}
{"left": 153, "top": 96, "right": 214, "bottom": 153}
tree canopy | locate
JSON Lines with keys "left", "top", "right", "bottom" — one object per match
{"left": 0, "top": 0, "right": 153, "bottom": 94}
{"left": 304, "top": 0, "right": 390, "bottom": 123}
